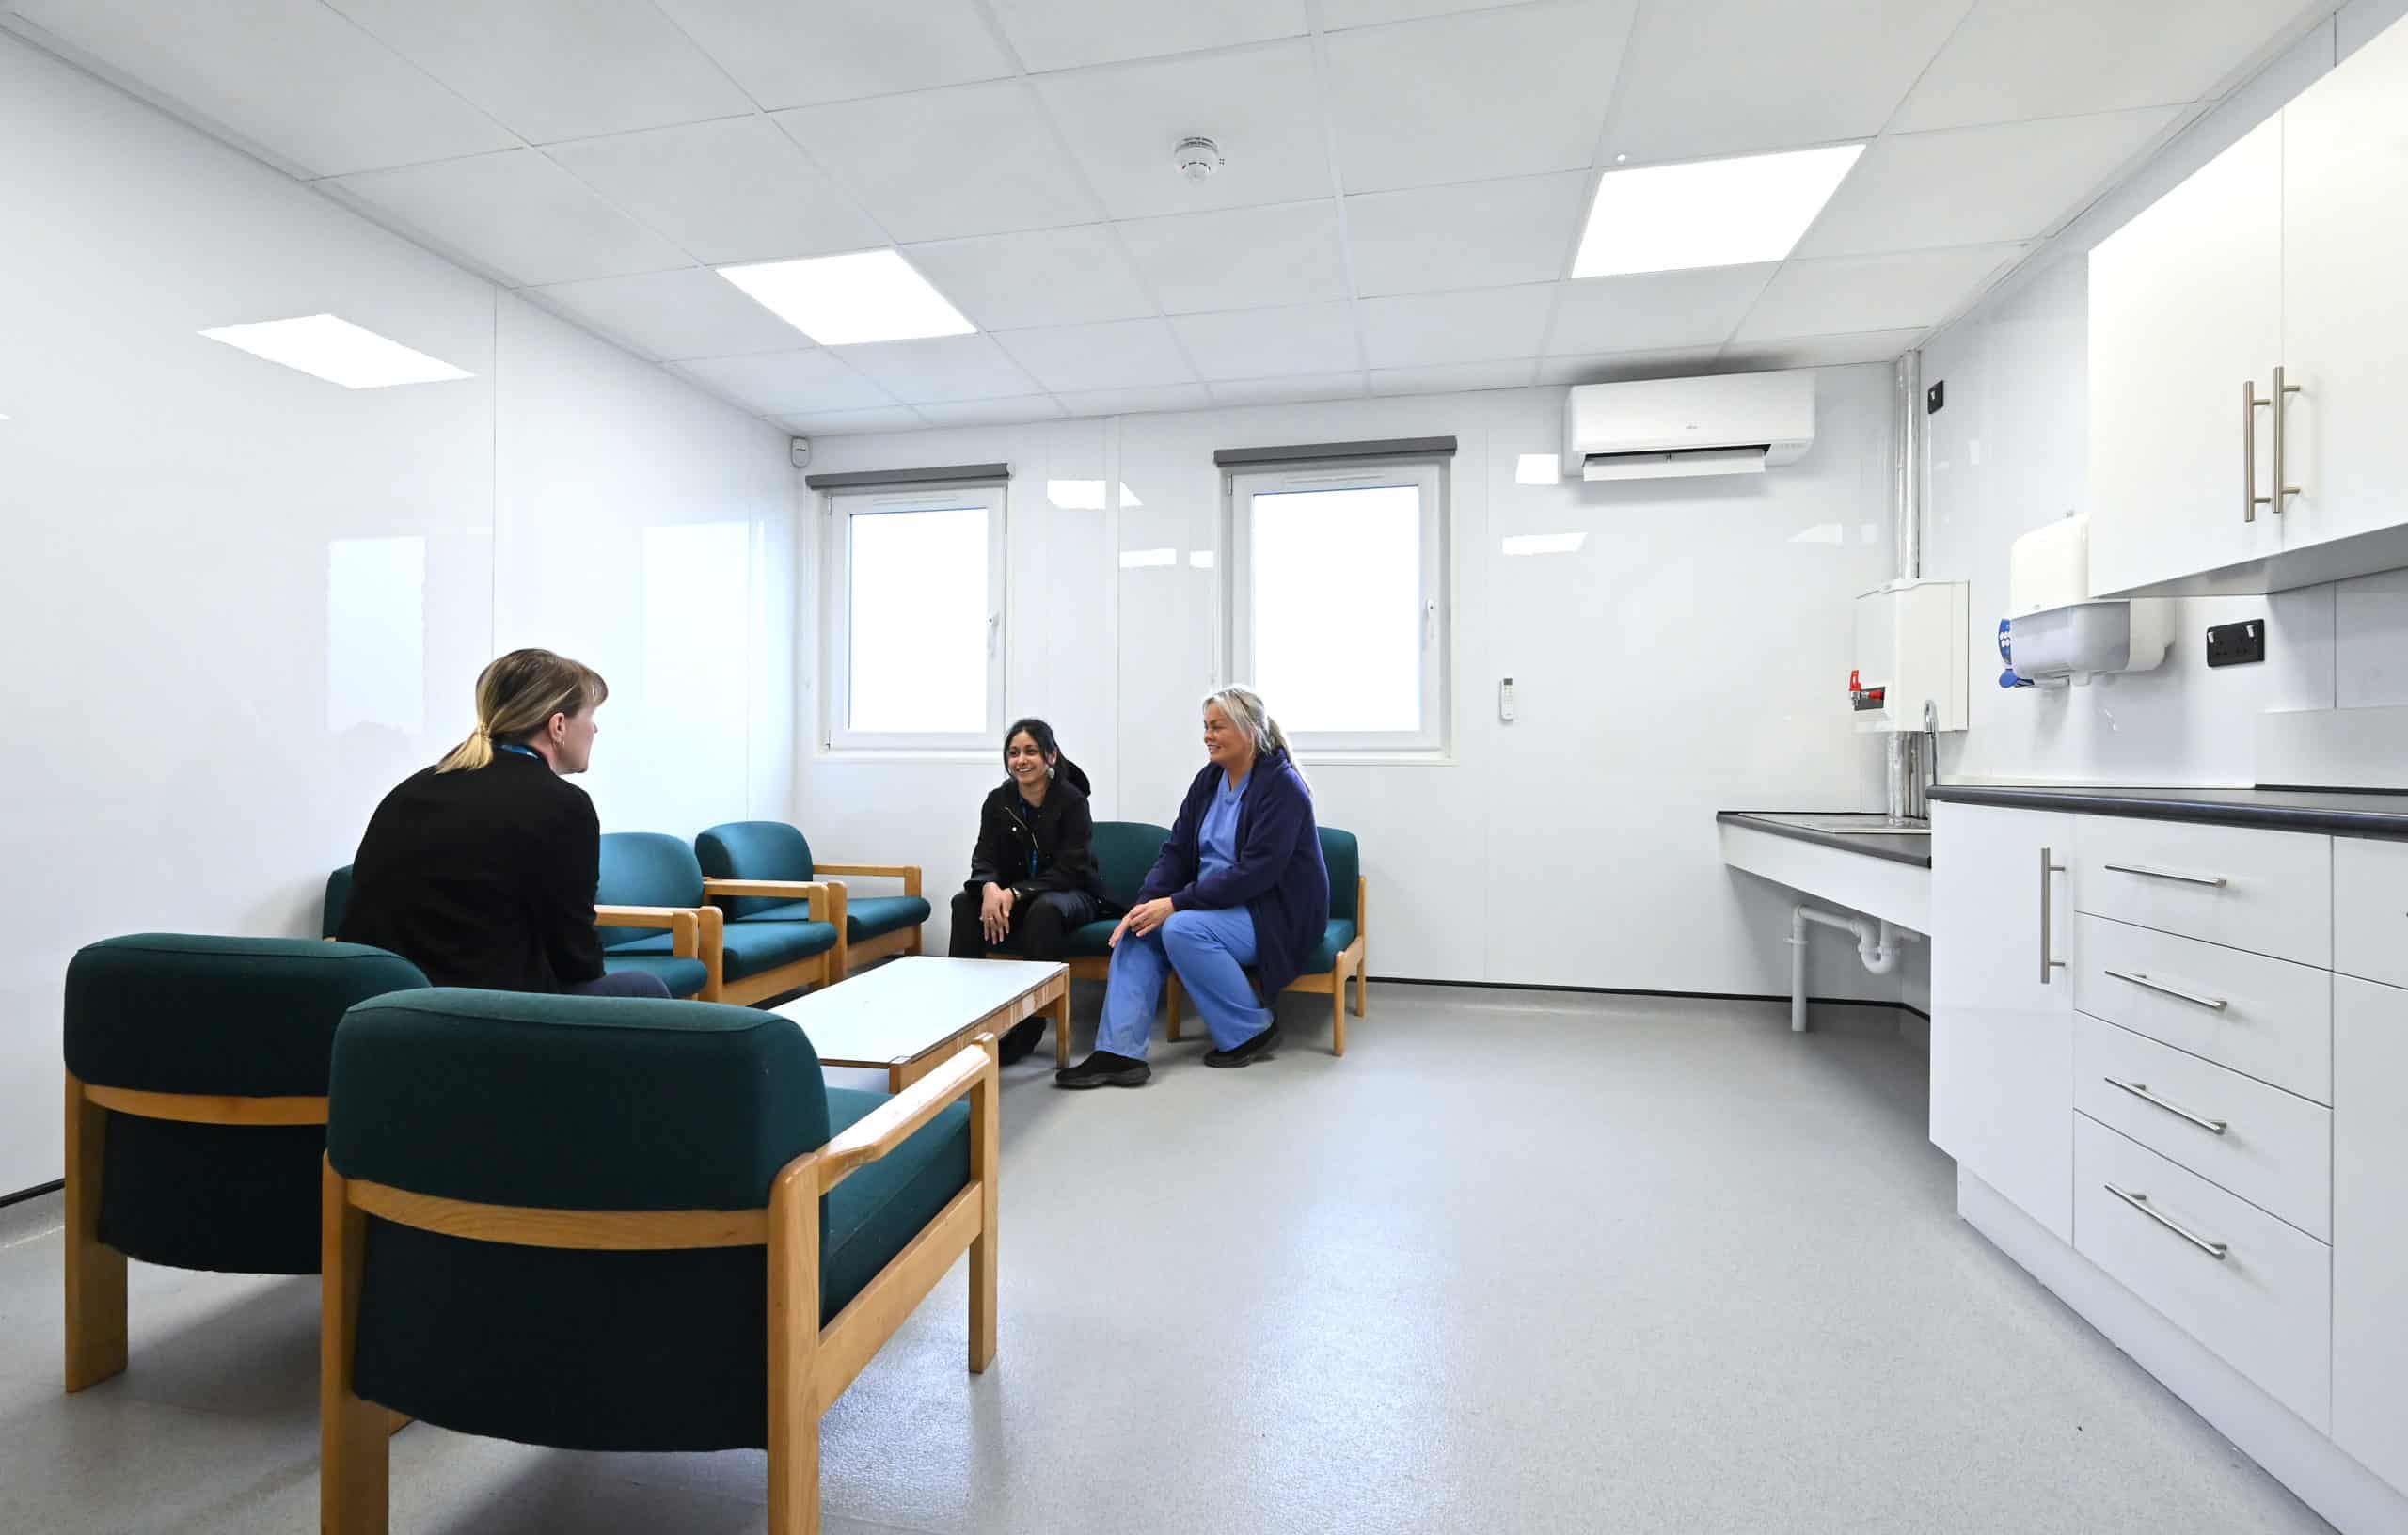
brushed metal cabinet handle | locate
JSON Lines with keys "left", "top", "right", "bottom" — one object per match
{"left": 2103, "top": 862, "right": 2228, "bottom": 888}
{"left": 2104, "top": 1183, "right": 2229, "bottom": 1259}
{"left": 2272, "top": 364, "right": 2302, "bottom": 512}
{"left": 2103, "top": 1076, "right": 2229, "bottom": 1134}
{"left": 2245, "top": 379, "right": 2272, "bottom": 523}
{"left": 2102, "top": 968, "right": 2228, "bottom": 1012}
{"left": 2040, "top": 847, "right": 2068, "bottom": 984}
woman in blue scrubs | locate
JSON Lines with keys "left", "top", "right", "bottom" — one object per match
{"left": 1055, "top": 686, "right": 1329, "bottom": 1088}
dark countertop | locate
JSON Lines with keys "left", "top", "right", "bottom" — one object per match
{"left": 1716, "top": 811, "right": 1934, "bottom": 868}
{"left": 1926, "top": 783, "right": 2408, "bottom": 840}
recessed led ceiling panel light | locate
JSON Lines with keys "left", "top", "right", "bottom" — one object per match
{"left": 1573, "top": 144, "right": 1865, "bottom": 279}
{"left": 720, "top": 249, "right": 975, "bottom": 346}
{"left": 198, "top": 314, "right": 472, "bottom": 388}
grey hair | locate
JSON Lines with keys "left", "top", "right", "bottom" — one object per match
{"left": 1202, "top": 685, "right": 1304, "bottom": 783}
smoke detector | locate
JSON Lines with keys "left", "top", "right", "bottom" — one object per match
{"left": 1172, "top": 136, "right": 1225, "bottom": 182}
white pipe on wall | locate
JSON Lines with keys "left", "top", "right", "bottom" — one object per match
{"left": 1789, "top": 904, "right": 1916, "bottom": 1032}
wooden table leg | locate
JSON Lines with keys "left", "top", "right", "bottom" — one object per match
{"left": 1050, "top": 978, "right": 1071, "bottom": 1068}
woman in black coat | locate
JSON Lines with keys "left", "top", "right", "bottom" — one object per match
{"left": 950, "top": 717, "right": 1111, "bottom": 1061}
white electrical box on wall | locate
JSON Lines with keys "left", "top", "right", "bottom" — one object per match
{"left": 1850, "top": 579, "right": 1969, "bottom": 733}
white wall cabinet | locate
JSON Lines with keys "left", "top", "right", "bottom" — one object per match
{"left": 1930, "top": 801, "right": 2076, "bottom": 1241}
{"left": 2087, "top": 116, "right": 2284, "bottom": 598}
{"left": 2088, "top": 10, "right": 2408, "bottom": 597}
{"left": 2279, "top": 13, "right": 2408, "bottom": 562}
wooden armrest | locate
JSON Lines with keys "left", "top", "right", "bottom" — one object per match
{"left": 816, "top": 1039, "right": 993, "bottom": 1193}
{"left": 702, "top": 878, "right": 830, "bottom": 900}
{"left": 814, "top": 863, "right": 923, "bottom": 897}
{"left": 593, "top": 905, "right": 693, "bottom": 929}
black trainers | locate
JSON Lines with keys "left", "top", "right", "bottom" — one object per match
{"left": 1054, "top": 1051, "right": 1151, "bottom": 1089}
{"left": 1203, "top": 1023, "right": 1280, "bottom": 1069}
{"left": 996, "top": 1017, "right": 1046, "bottom": 1066}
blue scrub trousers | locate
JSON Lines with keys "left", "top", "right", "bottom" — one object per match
{"left": 1096, "top": 906, "right": 1273, "bottom": 1058}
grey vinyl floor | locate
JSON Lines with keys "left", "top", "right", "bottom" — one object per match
{"left": 0, "top": 985, "right": 2331, "bottom": 1534}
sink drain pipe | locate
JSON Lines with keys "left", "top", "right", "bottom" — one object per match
{"left": 1790, "top": 905, "right": 1914, "bottom": 1032}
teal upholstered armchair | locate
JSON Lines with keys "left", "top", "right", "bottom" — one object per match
{"left": 1167, "top": 825, "right": 1367, "bottom": 1056}
{"left": 326, "top": 853, "right": 721, "bottom": 1002}
{"left": 60, "top": 934, "right": 428, "bottom": 1391}
{"left": 985, "top": 820, "right": 1170, "bottom": 1069}
{"left": 697, "top": 821, "right": 927, "bottom": 981}
{"left": 318, "top": 989, "right": 999, "bottom": 1535}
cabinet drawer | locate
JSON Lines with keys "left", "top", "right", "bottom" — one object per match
{"left": 2075, "top": 817, "right": 2331, "bottom": 965}
{"left": 2074, "top": 1115, "right": 2331, "bottom": 1432}
{"left": 2335, "top": 836, "right": 2408, "bottom": 989}
{"left": 2075, "top": 1014, "right": 2331, "bottom": 1239}
{"left": 2073, "top": 915, "right": 2332, "bottom": 1102}
{"left": 2335, "top": 975, "right": 2408, "bottom": 1496}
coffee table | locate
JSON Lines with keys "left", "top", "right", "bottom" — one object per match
{"left": 772, "top": 957, "right": 1070, "bottom": 1090}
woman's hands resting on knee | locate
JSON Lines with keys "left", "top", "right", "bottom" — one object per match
{"left": 1109, "top": 897, "right": 1176, "bottom": 948}
{"left": 979, "top": 881, "right": 1017, "bottom": 946}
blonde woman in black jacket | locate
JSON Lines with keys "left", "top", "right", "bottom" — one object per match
{"left": 950, "top": 718, "right": 1110, "bottom": 1061}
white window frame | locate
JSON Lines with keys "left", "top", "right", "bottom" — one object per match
{"left": 822, "top": 481, "right": 1006, "bottom": 752}
{"left": 1225, "top": 458, "right": 1450, "bottom": 757}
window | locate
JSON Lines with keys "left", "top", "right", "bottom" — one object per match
{"left": 824, "top": 483, "right": 1005, "bottom": 751}
{"left": 1227, "top": 460, "right": 1448, "bottom": 753}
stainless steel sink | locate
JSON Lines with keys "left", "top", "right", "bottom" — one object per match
{"left": 1767, "top": 815, "right": 1931, "bottom": 836}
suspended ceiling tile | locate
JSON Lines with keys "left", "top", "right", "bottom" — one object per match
{"left": 1732, "top": 245, "right": 2024, "bottom": 342}
{"left": 1035, "top": 40, "right": 1333, "bottom": 219}
{"left": 774, "top": 80, "right": 1102, "bottom": 243}
{"left": 524, "top": 267, "right": 803, "bottom": 361}
{"left": 1170, "top": 303, "right": 1363, "bottom": 379}
{"left": 1545, "top": 264, "right": 1776, "bottom": 355}
{"left": 1600, "top": 0, "right": 1972, "bottom": 165}
{"left": 1357, "top": 283, "right": 1556, "bottom": 368}
{"left": 323, "top": 0, "right": 752, "bottom": 144}
{"left": 1345, "top": 172, "right": 1590, "bottom": 297}
{"left": 1325, "top": 1, "right": 1637, "bottom": 192}
{"left": 325, "top": 150, "right": 693, "bottom": 286}
{"left": 547, "top": 116, "right": 886, "bottom": 266}
{"left": 649, "top": 0, "right": 1014, "bottom": 110}
{"left": 1116, "top": 199, "right": 1349, "bottom": 314}
{"left": 986, "top": 0, "right": 1308, "bottom": 72}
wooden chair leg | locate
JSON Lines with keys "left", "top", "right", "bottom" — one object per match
{"left": 1354, "top": 949, "right": 1368, "bottom": 1018}
{"left": 1332, "top": 973, "right": 1347, "bottom": 1057}
{"left": 321, "top": 1160, "right": 390, "bottom": 1535}
{"left": 63, "top": 1072, "right": 127, "bottom": 1392}
{"left": 1165, "top": 975, "right": 1183, "bottom": 1041}
{"left": 968, "top": 1034, "right": 999, "bottom": 1375}
{"left": 767, "top": 1162, "right": 823, "bottom": 1535}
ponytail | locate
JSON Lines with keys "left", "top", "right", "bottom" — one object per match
{"left": 1201, "top": 685, "right": 1305, "bottom": 788}
{"left": 436, "top": 649, "right": 609, "bottom": 773}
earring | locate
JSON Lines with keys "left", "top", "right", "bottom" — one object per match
{"left": 1047, "top": 765, "right": 1056, "bottom": 780}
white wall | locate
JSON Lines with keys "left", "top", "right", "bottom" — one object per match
{"left": 797, "top": 372, "right": 1902, "bottom": 1001}
{"left": 1923, "top": 0, "right": 2408, "bottom": 791}
{"left": 0, "top": 33, "right": 793, "bottom": 1192}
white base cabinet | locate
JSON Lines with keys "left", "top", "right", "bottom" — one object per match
{"left": 1932, "top": 802, "right": 2408, "bottom": 1530}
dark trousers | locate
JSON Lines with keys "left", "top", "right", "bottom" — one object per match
{"left": 947, "top": 888, "right": 1102, "bottom": 959}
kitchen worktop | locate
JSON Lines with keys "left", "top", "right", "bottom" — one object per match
{"left": 1925, "top": 783, "right": 2408, "bottom": 840}
{"left": 1714, "top": 811, "right": 1934, "bottom": 868}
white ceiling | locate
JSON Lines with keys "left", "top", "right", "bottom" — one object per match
{"left": 2, "top": 0, "right": 2335, "bottom": 435}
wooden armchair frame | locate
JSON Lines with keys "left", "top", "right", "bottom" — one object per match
{"left": 62, "top": 1070, "right": 327, "bottom": 1391}
{"left": 1166, "top": 877, "right": 1368, "bottom": 1056}
{"left": 700, "top": 879, "right": 848, "bottom": 1005}
{"left": 594, "top": 903, "right": 720, "bottom": 1002}
{"left": 812, "top": 863, "right": 925, "bottom": 974}
{"left": 321, "top": 1036, "right": 1000, "bottom": 1535}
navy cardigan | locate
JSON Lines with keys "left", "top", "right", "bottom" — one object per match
{"left": 1135, "top": 749, "right": 1329, "bottom": 1000}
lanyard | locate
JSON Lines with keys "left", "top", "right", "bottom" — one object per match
{"left": 496, "top": 743, "right": 541, "bottom": 761}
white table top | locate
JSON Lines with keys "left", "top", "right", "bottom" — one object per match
{"left": 769, "top": 957, "right": 1067, "bottom": 1067}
